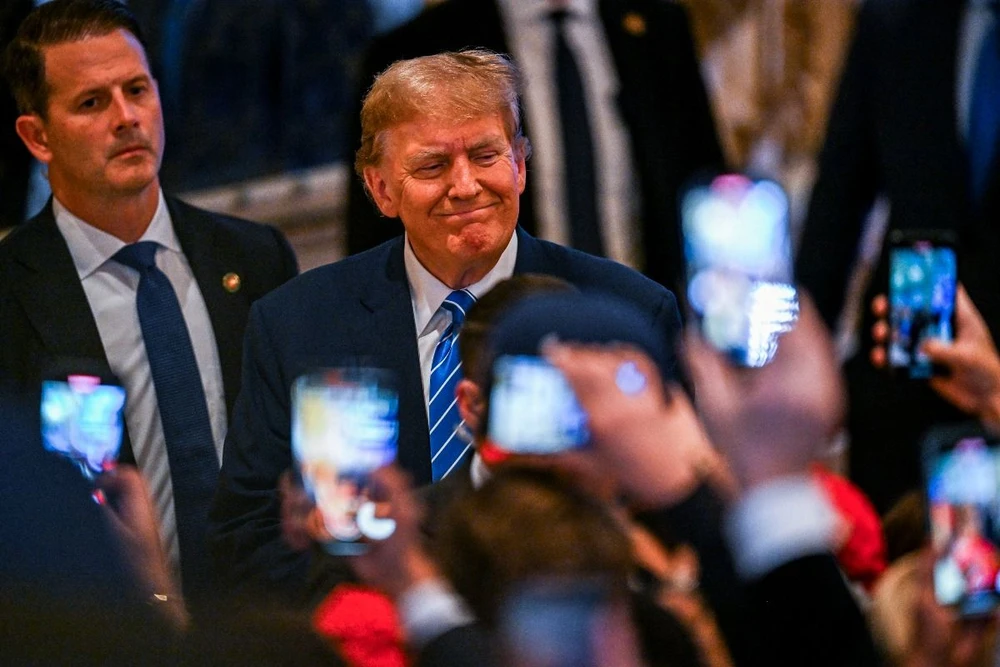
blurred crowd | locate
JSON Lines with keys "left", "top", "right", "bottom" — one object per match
{"left": 5, "top": 1, "right": 1000, "bottom": 666}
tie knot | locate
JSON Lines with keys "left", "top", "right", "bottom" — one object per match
{"left": 113, "top": 241, "right": 160, "bottom": 273}
{"left": 440, "top": 289, "right": 477, "bottom": 327}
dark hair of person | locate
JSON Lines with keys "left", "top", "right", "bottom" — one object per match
{"left": 434, "top": 466, "right": 632, "bottom": 627}
{"left": 459, "top": 273, "right": 574, "bottom": 389}
{"left": 2, "top": 0, "right": 146, "bottom": 118}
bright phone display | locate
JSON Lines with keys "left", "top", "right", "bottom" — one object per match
{"left": 888, "top": 232, "right": 957, "bottom": 379}
{"left": 41, "top": 374, "right": 126, "bottom": 480}
{"left": 682, "top": 174, "right": 798, "bottom": 367}
{"left": 487, "top": 355, "right": 589, "bottom": 455}
{"left": 925, "top": 424, "right": 1000, "bottom": 617}
{"left": 291, "top": 368, "right": 398, "bottom": 555}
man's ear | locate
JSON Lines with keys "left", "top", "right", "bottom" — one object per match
{"left": 15, "top": 114, "right": 52, "bottom": 164}
{"left": 456, "top": 378, "right": 485, "bottom": 435}
{"left": 362, "top": 165, "right": 399, "bottom": 218}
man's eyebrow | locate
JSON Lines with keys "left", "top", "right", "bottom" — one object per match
{"left": 405, "top": 148, "right": 450, "bottom": 165}
{"left": 468, "top": 135, "right": 507, "bottom": 151}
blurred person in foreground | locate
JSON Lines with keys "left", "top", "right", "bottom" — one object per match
{"left": 0, "top": 0, "right": 298, "bottom": 602}
{"left": 210, "top": 48, "right": 682, "bottom": 600}
{"left": 796, "top": 0, "right": 1000, "bottom": 513}
{"left": 312, "top": 293, "right": 879, "bottom": 666}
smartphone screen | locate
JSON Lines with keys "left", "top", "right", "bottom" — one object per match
{"left": 487, "top": 355, "right": 589, "bottom": 455}
{"left": 925, "top": 425, "right": 1000, "bottom": 616}
{"left": 682, "top": 174, "right": 798, "bottom": 367}
{"left": 499, "top": 578, "right": 626, "bottom": 667}
{"left": 291, "top": 368, "right": 398, "bottom": 554}
{"left": 888, "top": 235, "right": 957, "bottom": 379}
{"left": 40, "top": 374, "right": 126, "bottom": 481}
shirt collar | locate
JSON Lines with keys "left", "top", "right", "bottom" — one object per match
{"left": 470, "top": 451, "right": 492, "bottom": 490}
{"left": 497, "top": 0, "right": 594, "bottom": 23}
{"left": 53, "top": 190, "right": 179, "bottom": 280}
{"left": 404, "top": 231, "right": 519, "bottom": 337}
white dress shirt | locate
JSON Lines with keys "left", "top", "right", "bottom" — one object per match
{"left": 496, "top": 0, "right": 641, "bottom": 268}
{"left": 54, "top": 191, "right": 227, "bottom": 578}
{"left": 404, "top": 231, "right": 519, "bottom": 410}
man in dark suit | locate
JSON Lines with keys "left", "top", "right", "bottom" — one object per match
{"left": 0, "top": 0, "right": 297, "bottom": 600}
{"left": 345, "top": 0, "right": 724, "bottom": 299}
{"left": 210, "top": 49, "right": 683, "bottom": 598}
{"left": 796, "top": 0, "right": 1000, "bottom": 512}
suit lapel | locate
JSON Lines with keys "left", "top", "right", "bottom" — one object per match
{"left": 7, "top": 204, "right": 109, "bottom": 364}
{"left": 5, "top": 203, "right": 140, "bottom": 461}
{"left": 355, "top": 239, "right": 431, "bottom": 483}
{"left": 168, "top": 198, "right": 246, "bottom": 417}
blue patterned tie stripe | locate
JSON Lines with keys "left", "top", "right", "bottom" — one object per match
{"left": 113, "top": 241, "right": 218, "bottom": 594}
{"left": 429, "top": 289, "right": 477, "bottom": 480}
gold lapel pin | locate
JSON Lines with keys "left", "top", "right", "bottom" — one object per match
{"left": 222, "top": 272, "right": 241, "bottom": 293}
{"left": 623, "top": 12, "right": 646, "bottom": 37}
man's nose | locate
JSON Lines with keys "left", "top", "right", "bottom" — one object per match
{"left": 110, "top": 91, "right": 140, "bottom": 131}
{"left": 448, "top": 157, "right": 483, "bottom": 199}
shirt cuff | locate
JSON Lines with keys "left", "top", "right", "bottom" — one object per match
{"left": 397, "top": 578, "right": 476, "bottom": 648}
{"left": 725, "top": 475, "right": 837, "bottom": 581}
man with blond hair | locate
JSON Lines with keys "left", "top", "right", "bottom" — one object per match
{"left": 210, "top": 50, "right": 682, "bottom": 595}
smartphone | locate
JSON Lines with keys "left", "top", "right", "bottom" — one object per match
{"left": 487, "top": 355, "right": 589, "bottom": 455}
{"left": 924, "top": 423, "right": 1000, "bottom": 617}
{"left": 681, "top": 174, "right": 799, "bottom": 367}
{"left": 40, "top": 369, "right": 126, "bottom": 481}
{"left": 887, "top": 231, "right": 957, "bottom": 379}
{"left": 291, "top": 368, "right": 398, "bottom": 555}
{"left": 499, "top": 577, "right": 625, "bottom": 667}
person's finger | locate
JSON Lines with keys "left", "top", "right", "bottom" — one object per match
{"left": 683, "top": 327, "right": 734, "bottom": 414}
{"left": 955, "top": 284, "right": 993, "bottom": 344}
{"left": 871, "top": 294, "right": 888, "bottom": 318}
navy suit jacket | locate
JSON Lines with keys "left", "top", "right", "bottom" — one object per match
{"left": 345, "top": 0, "right": 724, "bottom": 297}
{"left": 210, "top": 228, "right": 682, "bottom": 594}
{"left": 0, "top": 196, "right": 299, "bottom": 463}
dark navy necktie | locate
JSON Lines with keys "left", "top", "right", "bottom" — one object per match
{"left": 113, "top": 241, "right": 218, "bottom": 594}
{"left": 970, "top": 3, "right": 1000, "bottom": 203}
{"left": 428, "top": 289, "right": 477, "bottom": 480}
{"left": 552, "top": 10, "right": 605, "bottom": 256}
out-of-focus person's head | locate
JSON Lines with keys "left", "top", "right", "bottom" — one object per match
{"left": 355, "top": 50, "right": 532, "bottom": 288}
{"left": 476, "top": 290, "right": 669, "bottom": 442}
{"left": 4, "top": 0, "right": 163, "bottom": 212}
{"left": 435, "top": 466, "right": 632, "bottom": 628}
{"left": 455, "top": 274, "right": 575, "bottom": 435}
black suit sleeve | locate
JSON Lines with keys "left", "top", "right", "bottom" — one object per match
{"left": 795, "top": 3, "right": 882, "bottom": 328}
{"left": 639, "top": 489, "right": 880, "bottom": 667}
{"left": 416, "top": 625, "right": 498, "bottom": 667}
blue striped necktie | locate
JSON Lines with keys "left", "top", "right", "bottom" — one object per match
{"left": 113, "top": 241, "right": 218, "bottom": 595}
{"left": 428, "top": 289, "right": 477, "bottom": 480}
